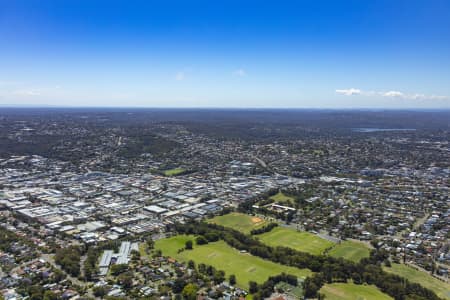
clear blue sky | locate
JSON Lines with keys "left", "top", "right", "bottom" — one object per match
{"left": 1, "top": 0, "right": 450, "bottom": 108}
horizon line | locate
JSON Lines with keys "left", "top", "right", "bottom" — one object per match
{"left": 1, "top": 104, "right": 450, "bottom": 111}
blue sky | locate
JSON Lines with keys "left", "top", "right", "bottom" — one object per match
{"left": 1, "top": 0, "right": 450, "bottom": 108}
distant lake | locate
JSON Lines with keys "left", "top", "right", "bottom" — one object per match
{"left": 352, "top": 128, "right": 416, "bottom": 133}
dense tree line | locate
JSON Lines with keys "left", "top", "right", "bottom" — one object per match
{"left": 195, "top": 231, "right": 221, "bottom": 245}
{"left": 54, "top": 246, "right": 81, "bottom": 277}
{"left": 83, "top": 247, "right": 99, "bottom": 281}
{"left": 250, "top": 222, "right": 278, "bottom": 235}
{"left": 174, "top": 221, "right": 442, "bottom": 300}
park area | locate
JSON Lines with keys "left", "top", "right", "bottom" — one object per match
{"left": 319, "top": 282, "right": 393, "bottom": 300}
{"left": 383, "top": 263, "right": 450, "bottom": 300}
{"left": 208, "top": 213, "right": 371, "bottom": 260}
{"left": 207, "top": 212, "right": 267, "bottom": 234}
{"left": 163, "top": 167, "right": 186, "bottom": 176}
{"left": 154, "top": 235, "right": 312, "bottom": 289}
{"left": 258, "top": 227, "right": 334, "bottom": 256}
{"left": 328, "top": 240, "right": 371, "bottom": 262}
{"left": 269, "top": 191, "right": 295, "bottom": 206}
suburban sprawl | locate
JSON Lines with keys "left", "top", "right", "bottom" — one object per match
{"left": 0, "top": 109, "right": 449, "bottom": 300}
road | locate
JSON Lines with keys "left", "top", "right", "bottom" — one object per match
{"left": 405, "top": 261, "right": 449, "bottom": 283}
{"left": 253, "top": 155, "right": 268, "bottom": 169}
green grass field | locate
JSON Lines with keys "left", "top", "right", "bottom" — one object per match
{"left": 154, "top": 235, "right": 312, "bottom": 289}
{"left": 207, "top": 212, "right": 267, "bottom": 234}
{"left": 383, "top": 263, "right": 450, "bottom": 300}
{"left": 163, "top": 167, "right": 186, "bottom": 176}
{"left": 208, "top": 213, "right": 370, "bottom": 261}
{"left": 320, "top": 283, "right": 393, "bottom": 300}
{"left": 328, "top": 240, "right": 371, "bottom": 262}
{"left": 269, "top": 192, "right": 295, "bottom": 205}
{"left": 258, "top": 227, "right": 334, "bottom": 255}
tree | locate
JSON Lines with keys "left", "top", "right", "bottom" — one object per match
{"left": 110, "top": 264, "right": 128, "bottom": 276}
{"left": 130, "top": 249, "right": 140, "bottom": 262}
{"left": 93, "top": 286, "right": 108, "bottom": 297}
{"left": 84, "top": 264, "right": 94, "bottom": 281}
{"left": 318, "top": 293, "right": 327, "bottom": 300}
{"left": 205, "top": 232, "right": 220, "bottom": 242}
{"left": 370, "top": 239, "right": 380, "bottom": 249}
{"left": 172, "top": 278, "right": 186, "bottom": 294}
{"left": 146, "top": 238, "right": 154, "bottom": 249}
{"left": 196, "top": 236, "right": 208, "bottom": 245}
{"left": 30, "top": 294, "right": 43, "bottom": 300}
{"left": 303, "top": 278, "right": 319, "bottom": 298}
{"left": 28, "top": 285, "right": 44, "bottom": 300}
{"left": 206, "top": 265, "right": 216, "bottom": 276}
{"left": 182, "top": 283, "right": 198, "bottom": 300}
{"left": 52, "top": 268, "right": 66, "bottom": 283}
{"left": 229, "top": 274, "right": 236, "bottom": 285}
{"left": 43, "top": 291, "right": 58, "bottom": 300}
{"left": 188, "top": 260, "right": 196, "bottom": 269}
{"left": 198, "top": 263, "right": 206, "bottom": 274}
{"left": 185, "top": 240, "right": 193, "bottom": 250}
{"left": 54, "top": 246, "right": 81, "bottom": 277}
{"left": 214, "top": 270, "right": 226, "bottom": 284}
{"left": 118, "top": 272, "right": 133, "bottom": 289}
{"left": 249, "top": 281, "right": 259, "bottom": 294}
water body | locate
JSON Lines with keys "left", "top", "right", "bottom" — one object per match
{"left": 352, "top": 128, "right": 416, "bottom": 133}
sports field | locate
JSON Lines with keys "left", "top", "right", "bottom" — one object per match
{"left": 208, "top": 213, "right": 370, "bottom": 260}
{"left": 320, "top": 282, "right": 393, "bottom": 300}
{"left": 383, "top": 263, "right": 450, "bottom": 299}
{"left": 163, "top": 167, "right": 186, "bottom": 176}
{"left": 258, "top": 227, "right": 334, "bottom": 255}
{"left": 154, "top": 235, "right": 312, "bottom": 289}
{"left": 328, "top": 240, "right": 371, "bottom": 262}
{"left": 207, "top": 212, "right": 267, "bottom": 233}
